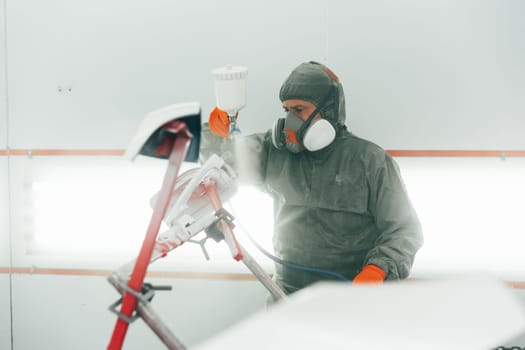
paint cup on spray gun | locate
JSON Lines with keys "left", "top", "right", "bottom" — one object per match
{"left": 212, "top": 65, "right": 248, "bottom": 138}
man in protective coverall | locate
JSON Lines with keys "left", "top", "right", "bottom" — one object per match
{"left": 200, "top": 61, "right": 423, "bottom": 297}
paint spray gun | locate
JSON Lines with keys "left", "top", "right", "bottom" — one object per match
{"left": 212, "top": 65, "right": 248, "bottom": 138}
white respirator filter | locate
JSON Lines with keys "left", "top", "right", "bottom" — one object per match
{"left": 303, "top": 119, "right": 336, "bottom": 151}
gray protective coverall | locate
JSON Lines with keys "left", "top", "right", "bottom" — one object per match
{"left": 200, "top": 62, "right": 423, "bottom": 295}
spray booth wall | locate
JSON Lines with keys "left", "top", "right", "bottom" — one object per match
{"left": 1, "top": 0, "right": 525, "bottom": 349}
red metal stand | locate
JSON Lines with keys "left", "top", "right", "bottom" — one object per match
{"left": 106, "top": 120, "right": 286, "bottom": 349}
{"left": 107, "top": 121, "right": 192, "bottom": 350}
{"left": 204, "top": 181, "right": 243, "bottom": 261}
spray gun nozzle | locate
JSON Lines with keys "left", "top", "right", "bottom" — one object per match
{"left": 228, "top": 113, "right": 240, "bottom": 137}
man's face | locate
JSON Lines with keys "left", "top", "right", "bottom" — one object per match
{"left": 282, "top": 99, "right": 321, "bottom": 122}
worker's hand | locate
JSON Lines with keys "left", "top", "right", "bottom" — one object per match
{"left": 352, "top": 265, "right": 386, "bottom": 285}
{"left": 208, "top": 106, "right": 230, "bottom": 138}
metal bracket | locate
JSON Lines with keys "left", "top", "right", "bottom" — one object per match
{"left": 189, "top": 207, "right": 237, "bottom": 260}
{"left": 203, "top": 207, "right": 236, "bottom": 243}
{"left": 108, "top": 282, "right": 173, "bottom": 324}
{"left": 188, "top": 237, "right": 212, "bottom": 260}
{"left": 215, "top": 207, "right": 235, "bottom": 228}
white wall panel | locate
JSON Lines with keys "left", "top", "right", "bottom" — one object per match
{"left": 0, "top": 275, "right": 11, "bottom": 350}
{"left": 11, "top": 274, "right": 267, "bottom": 349}
{"left": 1, "top": 4, "right": 11, "bottom": 347}
{"left": 0, "top": 0, "right": 7, "bottom": 148}
{"left": 326, "top": 0, "right": 525, "bottom": 150}
{"left": 0, "top": 158, "right": 9, "bottom": 266}
{"left": 503, "top": 290, "right": 525, "bottom": 346}
{"left": 9, "top": 0, "right": 524, "bottom": 150}
{"left": 6, "top": 0, "right": 324, "bottom": 149}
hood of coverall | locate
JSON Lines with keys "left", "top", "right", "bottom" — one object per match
{"left": 279, "top": 61, "right": 346, "bottom": 129}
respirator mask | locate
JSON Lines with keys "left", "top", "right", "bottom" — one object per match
{"left": 272, "top": 109, "right": 336, "bottom": 153}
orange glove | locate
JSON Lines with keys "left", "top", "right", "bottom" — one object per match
{"left": 352, "top": 265, "right": 386, "bottom": 285}
{"left": 208, "top": 106, "right": 230, "bottom": 138}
